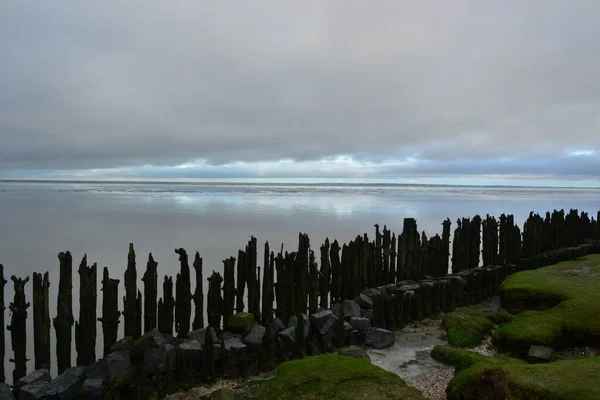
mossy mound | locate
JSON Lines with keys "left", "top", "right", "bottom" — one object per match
{"left": 494, "top": 254, "right": 600, "bottom": 354}
{"left": 432, "top": 345, "right": 600, "bottom": 400}
{"left": 253, "top": 354, "right": 425, "bottom": 399}
{"left": 442, "top": 308, "right": 513, "bottom": 348}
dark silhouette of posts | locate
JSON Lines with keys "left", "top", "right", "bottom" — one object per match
{"left": 175, "top": 248, "right": 192, "bottom": 338}
{"left": 76, "top": 257, "right": 97, "bottom": 366}
{"left": 99, "top": 267, "right": 120, "bottom": 356}
{"left": 262, "top": 243, "right": 275, "bottom": 323}
{"left": 330, "top": 240, "right": 342, "bottom": 303}
{"left": 0, "top": 265, "right": 6, "bottom": 383}
{"left": 54, "top": 251, "right": 74, "bottom": 374}
{"left": 235, "top": 249, "right": 247, "bottom": 313}
{"left": 222, "top": 257, "right": 236, "bottom": 329}
{"left": 8, "top": 276, "right": 30, "bottom": 383}
{"left": 308, "top": 250, "right": 319, "bottom": 314}
{"left": 142, "top": 253, "right": 158, "bottom": 333}
{"left": 319, "top": 239, "right": 331, "bottom": 309}
{"left": 123, "top": 243, "right": 140, "bottom": 338}
{"left": 442, "top": 218, "right": 452, "bottom": 274}
{"left": 207, "top": 271, "right": 224, "bottom": 330}
{"left": 482, "top": 215, "right": 499, "bottom": 267}
{"left": 158, "top": 276, "right": 174, "bottom": 335}
{"left": 247, "top": 237, "right": 260, "bottom": 320}
{"left": 192, "top": 252, "right": 204, "bottom": 329}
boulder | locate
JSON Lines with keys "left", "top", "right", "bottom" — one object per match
{"left": 287, "top": 314, "right": 310, "bottom": 337}
{"left": 309, "top": 310, "right": 338, "bottom": 336}
{"left": 344, "top": 321, "right": 353, "bottom": 332}
{"left": 0, "top": 383, "right": 14, "bottom": 400}
{"left": 78, "top": 378, "right": 104, "bottom": 400}
{"left": 144, "top": 346, "right": 167, "bottom": 376}
{"left": 84, "top": 360, "right": 106, "bottom": 380}
{"left": 332, "top": 301, "right": 361, "bottom": 319}
{"left": 362, "top": 288, "right": 382, "bottom": 299}
{"left": 210, "top": 388, "right": 236, "bottom": 400}
{"left": 349, "top": 317, "right": 370, "bottom": 333}
{"left": 37, "top": 366, "right": 86, "bottom": 400}
{"left": 132, "top": 329, "right": 165, "bottom": 356}
{"left": 277, "top": 327, "right": 296, "bottom": 346}
{"left": 19, "top": 382, "right": 48, "bottom": 400}
{"left": 338, "top": 346, "right": 371, "bottom": 361}
{"left": 105, "top": 350, "right": 132, "bottom": 389}
{"left": 528, "top": 345, "right": 554, "bottom": 363}
{"left": 109, "top": 336, "right": 133, "bottom": 353}
{"left": 330, "top": 302, "right": 342, "bottom": 317}
{"left": 361, "top": 309, "right": 374, "bottom": 321}
{"left": 228, "top": 312, "right": 255, "bottom": 335}
{"left": 243, "top": 324, "right": 266, "bottom": 350}
{"left": 355, "top": 293, "right": 374, "bottom": 309}
{"left": 222, "top": 332, "right": 242, "bottom": 341}
{"left": 178, "top": 340, "right": 203, "bottom": 357}
{"left": 270, "top": 318, "right": 286, "bottom": 335}
{"left": 365, "top": 328, "right": 395, "bottom": 349}
{"left": 223, "top": 337, "right": 248, "bottom": 353}
{"left": 187, "top": 328, "right": 219, "bottom": 346}
{"left": 15, "top": 369, "right": 51, "bottom": 392}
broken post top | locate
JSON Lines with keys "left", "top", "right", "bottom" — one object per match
{"left": 128, "top": 243, "right": 135, "bottom": 263}
{"left": 175, "top": 248, "right": 187, "bottom": 261}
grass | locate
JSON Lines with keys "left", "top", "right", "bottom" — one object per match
{"left": 251, "top": 354, "right": 425, "bottom": 400}
{"left": 493, "top": 254, "right": 600, "bottom": 353}
{"left": 442, "top": 308, "right": 513, "bottom": 348}
{"left": 432, "top": 345, "right": 600, "bottom": 400}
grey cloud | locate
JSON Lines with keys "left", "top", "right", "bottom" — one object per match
{"left": 1, "top": 1, "right": 600, "bottom": 175}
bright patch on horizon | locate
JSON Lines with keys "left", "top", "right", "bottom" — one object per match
{"left": 566, "top": 150, "right": 596, "bottom": 157}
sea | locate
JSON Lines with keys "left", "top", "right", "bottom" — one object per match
{"left": 0, "top": 179, "right": 599, "bottom": 379}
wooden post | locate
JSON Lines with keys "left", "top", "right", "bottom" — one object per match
{"left": 469, "top": 215, "right": 482, "bottom": 269}
{"left": 33, "top": 272, "right": 51, "bottom": 370}
{"left": 207, "top": 271, "right": 224, "bottom": 330}
{"left": 330, "top": 240, "right": 342, "bottom": 304}
{"left": 442, "top": 218, "right": 452, "bottom": 274}
{"left": 98, "top": 267, "right": 120, "bottom": 356}
{"left": 0, "top": 265, "right": 6, "bottom": 383}
{"left": 274, "top": 250, "right": 285, "bottom": 320}
{"left": 452, "top": 219, "right": 464, "bottom": 273}
{"left": 308, "top": 250, "right": 319, "bottom": 314}
{"left": 54, "top": 251, "right": 74, "bottom": 374}
{"left": 123, "top": 243, "right": 140, "bottom": 338}
{"left": 8, "top": 276, "right": 30, "bottom": 383}
{"left": 382, "top": 226, "right": 391, "bottom": 285}
{"left": 223, "top": 257, "right": 236, "bottom": 329}
{"left": 192, "top": 252, "right": 204, "bottom": 329}
{"left": 297, "top": 234, "right": 310, "bottom": 314}
{"left": 75, "top": 256, "right": 97, "bottom": 366}
{"left": 247, "top": 237, "right": 260, "bottom": 319}
{"left": 261, "top": 243, "right": 274, "bottom": 323}
{"left": 175, "top": 248, "right": 192, "bottom": 338}
{"left": 235, "top": 249, "right": 247, "bottom": 313}
{"left": 158, "top": 276, "right": 174, "bottom": 335}
{"left": 142, "top": 253, "right": 158, "bottom": 333}
{"left": 319, "top": 239, "right": 331, "bottom": 309}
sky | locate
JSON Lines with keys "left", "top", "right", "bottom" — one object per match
{"left": 1, "top": 1, "right": 599, "bottom": 186}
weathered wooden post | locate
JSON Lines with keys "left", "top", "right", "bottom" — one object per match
{"left": 223, "top": 257, "right": 236, "bottom": 329}
{"left": 319, "top": 239, "right": 331, "bottom": 309}
{"left": 297, "top": 233, "right": 310, "bottom": 314}
{"left": 236, "top": 249, "right": 247, "bottom": 313}
{"left": 207, "top": 271, "right": 224, "bottom": 330}
{"left": 442, "top": 218, "right": 452, "bottom": 274}
{"left": 32, "top": 272, "right": 50, "bottom": 371}
{"left": 54, "top": 251, "right": 74, "bottom": 374}
{"left": 482, "top": 215, "right": 499, "bottom": 267}
{"left": 98, "top": 267, "right": 120, "bottom": 356}
{"left": 382, "top": 226, "right": 391, "bottom": 285}
{"left": 142, "top": 253, "right": 158, "bottom": 333}
{"left": 247, "top": 236, "right": 260, "bottom": 319}
{"left": 8, "top": 276, "right": 30, "bottom": 382}
{"left": 469, "top": 216, "right": 482, "bottom": 269}
{"left": 123, "top": 243, "right": 140, "bottom": 338}
{"left": 75, "top": 256, "right": 97, "bottom": 366}
{"left": 452, "top": 219, "right": 464, "bottom": 273}
{"left": 204, "top": 325, "right": 216, "bottom": 382}
{"left": 330, "top": 240, "right": 342, "bottom": 304}
{"left": 390, "top": 233, "right": 397, "bottom": 283}
{"left": 261, "top": 243, "right": 274, "bottom": 323}
{"left": 175, "top": 248, "right": 192, "bottom": 338}
{"left": 0, "top": 265, "right": 6, "bottom": 383}
{"left": 192, "top": 252, "right": 204, "bottom": 329}
{"left": 158, "top": 276, "right": 174, "bottom": 335}
{"left": 309, "top": 250, "right": 319, "bottom": 314}
{"left": 274, "top": 250, "right": 285, "bottom": 320}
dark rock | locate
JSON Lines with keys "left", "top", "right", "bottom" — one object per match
{"left": 332, "top": 300, "right": 361, "bottom": 319}
{"left": 242, "top": 325, "right": 266, "bottom": 350}
{"left": 223, "top": 337, "right": 247, "bottom": 353}
{"left": 222, "top": 332, "right": 242, "bottom": 341}
{"left": 349, "top": 317, "right": 370, "bottom": 333}
{"left": 270, "top": 318, "right": 286, "bottom": 335}
{"left": 338, "top": 346, "right": 370, "bottom": 361}
{"left": 528, "top": 345, "right": 554, "bottom": 363}
{"left": 361, "top": 309, "right": 374, "bottom": 321}
{"left": 78, "top": 378, "right": 104, "bottom": 400}
{"left": 15, "top": 369, "right": 51, "bottom": 392}
{"left": 309, "top": 310, "right": 337, "bottom": 334}
{"left": 132, "top": 329, "right": 165, "bottom": 356}
{"left": 165, "top": 343, "right": 177, "bottom": 371}
{"left": 227, "top": 312, "right": 255, "bottom": 335}
{"left": 187, "top": 328, "right": 219, "bottom": 346}
{"left": 0, "top": 384, "right": 14, "bottom": 400}
{"left": 19, "top": 382, "right": 47, "bottom": 400}
{"left": 380, "top": 284, "right": 396, "bottom": 296}
{"left": 109, "top": 336, "right": 133, "bottom": 353}
{"left": 38, "top": 367, "right": 86, "bottom": 400}
{"left": 344, "top": 321, "right": 353, "bottom": 332}
{"left": 144, "top": 346, "right": 167, "bottom": 376}
{"left": 178, "top": 340, "right": 203, "bottom": 357}
{"left": 105, "top": 350, "right": 132, "bottom": 389}
{"left": 330, "top": 303, "right": 342, "bottom": 317}
{"left": 210, "top": 388, "right": 236, "bottom": 400}
{"left": 287, "top": 314, "right": 310, "bottom": 337}
{"left": 277, "top": 327, "right": 296, "bottom": 346}
{"left": 84, "top": 360, "right": 105, "bottom": 380}
{"left": 355, "top": 293, "right": 373, "bottom": 309}
{"left": 162, "top": 334, "right": 180, "bottom": 346}
{"left": 362, "top": 288, "right": 382, "bottom": 299}
{"left": 365, "top": 328, "right": 395, "bottom": 349}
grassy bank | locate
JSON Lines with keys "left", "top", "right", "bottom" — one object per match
{"left": 442, "top": 308, "right": 512, "bottom": 348}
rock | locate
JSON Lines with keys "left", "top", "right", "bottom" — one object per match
{"left": 105, "top": 350, "right": 132, "bottom": 389}
{"left": 19, "top": 382, "right": 48, "bottom": 400}
{"left": 38, "top": 366, "right": 86, "bottom": 400}
{"left": 165, "top": 343, "right": 177, "bottom": 371}
{"left": 277, "top": 326, "right": 296, "bottom": 346}
{"left": 109, "top": 336, "right": 133, "bottom": 353}
{"left": 309, "top": 310, "right": 338, "bottom": 335}
{"left": 380, "top": 284, "right": 396, "bottom": 296}
{"left": 15, "top": 369, "right": 51, "bottom": 392}
{"left": 178, "top": 340, "right": 203, "bottom": 357}
{"left": 78, "top": 378, "right": 104, "bottom": 400}
{"left": 361, "top": 309, "right": 374, "bottom": 321}
{"left": 362, "top": 288, "right": 382, "bottom": 299}
{"left": 84, "top": 360, "right": 106, "bottom": 380}
{"left": 223, "top": 337, "right": 248, "bottom": 353}
{"left": 228, "top": 312, "right": 255, "bottom": 335}
{"left": 187, "top": 328, "right": 219, "bottom": 346}
{"left": 332, "top": 301, "right": 361, "bottom": 318}
{"left": 162, "top": 334, "right": 180, "bottom": 346}
{"left": 222, "top": 332, "right": 242, "bottom": 341}
{"left": 132, "top": 329, "right": 165, "bottom": 356}
{"left": 338, "top": 346, "right": 371, "bottom": 361}
{"left": 528, "top": 345, "right": 554, "bottom": 363}
{"left": 210, "top": 388, "right": 236, "bottom": 400}
{"left": 270, "top": 318, "right": 286, "bottom": 335}
{"left": 330, "top": 302, "right": 342, "bottom": 317}
{"left": 287, "top": 314, "right": 310, "bottom": 337}
{"left": 344, "top": 321, "right": 353, "bottom": 332}
{"left": 355, "top": 293, "right": 374, "bottom": 309}
{"left": 0, "top": 383, "right": 14, "bottom": 400}
{"left": 144, "top": 346, "right": 167, "bottom": 376}
{"left": 243, "top": 324, "right": 266, "bottom": 350}
{"left": 365, "top": 327, "right": 395, "bottom": 349}
{"left": 349, "top": 317, "right": 371, "bottom": 333}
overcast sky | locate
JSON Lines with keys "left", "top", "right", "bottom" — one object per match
{"left": 1, "top": 1, "right": 599, "bottom": 185}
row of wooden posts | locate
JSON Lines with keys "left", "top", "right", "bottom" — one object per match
{"left": 0, "top": 209, "right": 598, "bottom": 385}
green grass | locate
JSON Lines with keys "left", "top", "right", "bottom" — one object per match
{"left": 252, "top": 354, "right": 425, "bottom": 400}
{"left": 493, "top": 254, "right": 600, "bottom": 353}
{"left": 442, "top": 308, "right": 513, "bottom": 347}
{"left": 432, "top": 345, "right": 600, "bottom": 400}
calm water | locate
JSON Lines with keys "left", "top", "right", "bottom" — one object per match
{"left": 0, "top": 180, "right": 599, "bottom": 379}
